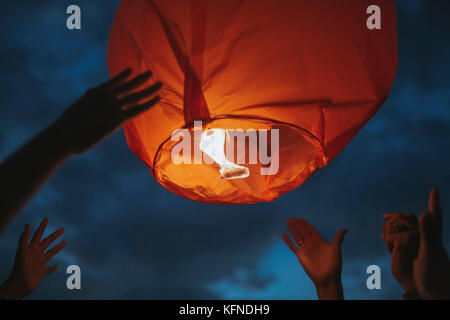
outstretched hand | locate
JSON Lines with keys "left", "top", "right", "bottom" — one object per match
{"left": 413, "top": 188, "right": 450, "bottom": 299}
{"left": 0, "top": 218, "right": 66, "bottom": 299}
{"left": 382, "top": 212, "right": 419, "bottom": 292}
{"left": 54, "top": 68, "right": 162, "bottom": 154}
{"left": 282, "top": 217, "right": 347, "bottom": 299}
{"left": 0, "top": 68, "right": 162, "bottom": 234}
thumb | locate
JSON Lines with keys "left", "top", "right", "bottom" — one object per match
{"left": 428, "top": 188, "right": 442, "bottom": 240}
{"left": 428, "top": 188, "right": 442, "bottom": 217}
{"left": 332, "top": 229, "right": 348, "bottom": 248}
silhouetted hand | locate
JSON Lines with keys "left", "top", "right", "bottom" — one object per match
{"left": 283, "top": 217, "right": 347, "bottom": 299}
{"left": 382, "top": 213, "right": 419, "bottom": 292}
{"left": 0, "top": 218, "right": 66, "bottom": 299}
{"left": 54, "top": 68, "right": 162, "bottom": 154}
{"left": 413, "top": 188, "right": 450, "bottom": 299}
{"left": 0, "top": 67, "right": 162, "bottom": 233}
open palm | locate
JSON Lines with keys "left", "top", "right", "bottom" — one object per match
{"left": 283, "top": 218, "right": 347, "bottom": 286}
{"left": 0, "top": 218, "right": 66, "bottom": 299}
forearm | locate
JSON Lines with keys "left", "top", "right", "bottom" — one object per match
{"left": 315, "top": 277, "right": 344, "bottom": 300}
{"left": 0, "top": 122, "right": 73, "bottom": 232}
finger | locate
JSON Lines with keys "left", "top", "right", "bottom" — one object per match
{"left": 45, "top": 265, "right": 58, "bottom": 276}
{"left": 385, "top": 233, "right": 405, "bottom": 243}
{"left": 282, "top": 233, "right": 298, "bottom": 253}
{"left": 119, "top": 82, "right": 162, "bottom": 106}
{"left": 387, "top": 215, "right": 418, "bottom": 232}
{"left": 396, "top": 215, "right": 418, "bottom": 228}
{"left": 113, "top": 71, "right": 153, "bottom": 95}
{"left": 286, "top": 218, "right": 304, "bottom": 244}
{"left": 18, "top": 224, "right": 31, "bottom": 251}
{"left": 428, "top": 188, "right": 442, "bottom": 237}
{"left": 383, "top": 212, "right": 415, "bottom": 221}
{"left": 294, "top": 218, "right": 311, "bottom": 238}
{"left": 384, "top": 217, "right": 418, "bottom": 237}
{"left": 382, "top": 213, "right": 395, "bottom": 220}
{"left": 44, "top": 240, "right": 66, "bottom": 261}
{"left": 299, "top": 219, "right": 320, "bottom": 238}
{"left": 100, "top": 68, "right": 132, "bottom": 89}
{"left": 332, "top": 229, "right": 348, "bottom": 247}
{"left": 399, "top": 212, "right": 416, "bottom": 219}
{"left": 41, "top": 228, "right": 64, "bottom": 250}
{"left": 384, "top": 230, "right": 419, "bottom": 244}
{"left": 384, "top": 211, "right": 415, "bottom": 217}
{"left": 122, "top": 96, "right": 161, "bottom": 120}
{"left": 31, "top": 217, "right": 48, "bottom": 245}
{"left": 428, "top": 188, "right": 442, "bottom": 215}
{"left": 382, "top": 221, "right": 387, "bottom": 240}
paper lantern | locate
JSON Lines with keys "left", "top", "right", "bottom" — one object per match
{"left": 107, "top": 0, "right": 397, "bottom": 204}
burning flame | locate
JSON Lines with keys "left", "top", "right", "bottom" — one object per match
{"left": 199, "top": 129, "right": 249, "bottom": 180}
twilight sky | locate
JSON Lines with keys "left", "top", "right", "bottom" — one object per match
{"left": 0, "top": 0, "right": 449, "bottom": 299}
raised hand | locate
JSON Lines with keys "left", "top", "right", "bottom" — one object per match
{"left": 282, "top": 217, "right": 347, "bottom": 299}
{"left": 413, "top": 188, "right": 450, "bottom": 299}
{"left": 0, "top": 218, "right": 66, "bottom": 299}
{"left": 0, "top": 68, "right": 162, "bottom": 233}
{"left": 53, "top": 68, "right": 162, "bottom": 154}
{"left": 382, "top": 212, "right": 420, "bottom": 292}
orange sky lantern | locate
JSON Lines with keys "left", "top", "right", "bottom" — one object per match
{"left": 107, "top": 0, "right": 397, "bottom": 204}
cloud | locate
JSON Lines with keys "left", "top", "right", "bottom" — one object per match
{"left": 0, "top": 0, "right": 449, "bottom": 300}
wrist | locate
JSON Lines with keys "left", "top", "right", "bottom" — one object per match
{"left": 46, "top": 121, "right": 76, "bottom": 157}
{"left": 0, "top": 278, "right": 26, "bottom": 300}
{"left": 403, "top": 288, "right": 421, "bottom": 300}
{"left": 396, "top": 275, "right": 416, "bottom": 293}
{"left": 315, "top": 276, "right": 344, "bottom": 300}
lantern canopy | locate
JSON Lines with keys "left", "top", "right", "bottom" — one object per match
{"left": 107, "top": 0, "right": 397, "bottom": 204}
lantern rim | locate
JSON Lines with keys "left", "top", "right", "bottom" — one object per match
{"left": 152, "top": 115, "right": 328, "bottom": 204}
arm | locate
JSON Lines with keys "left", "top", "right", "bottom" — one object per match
{"left": 0, "top": 218, "right": 65, "bottom": 299}
{"left": 0, "top": 68, "right": 162, "bottom": 233}
{"left": 282, "top": 217, "right": 347, "bottom": 300}
{"left": 0, "top": 124, "right": 71, "bottom": 232}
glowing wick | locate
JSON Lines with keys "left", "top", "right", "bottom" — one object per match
{"left": 199, "top": 129, "right": 249, "bottom": 179}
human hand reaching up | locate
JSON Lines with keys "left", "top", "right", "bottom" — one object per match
{"left": 382, "top": 212, "right": 420, "bottom": 293}
{"left": 53, "top": 68, "right": 162, "bottom": 154}
{"left": 413, "top": 188, "right": 450, "bottom": 299}
{"left": 0, "top": 68, "right": 162, "bottom": 233}
{"left": 0, "top": 218, "right": 66, "bottom": 299}
{"left": 282, "top": 218, "right": 347, "bottom": 299}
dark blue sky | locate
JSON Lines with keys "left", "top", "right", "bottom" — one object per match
{"left": 0, "top": 0, "right": 449, "bottom": 299}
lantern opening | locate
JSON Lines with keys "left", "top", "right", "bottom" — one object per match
{"left": 153, "top": 117, "right": 327, "bottom": 204}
